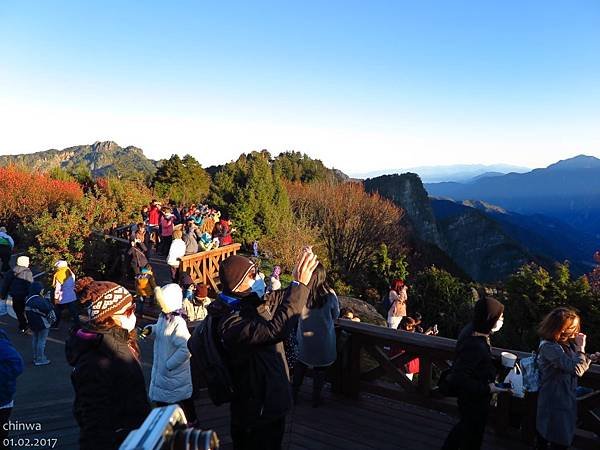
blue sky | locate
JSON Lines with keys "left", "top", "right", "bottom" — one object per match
{"left": 1, "top": 1, "right": 599, "bottom": 174}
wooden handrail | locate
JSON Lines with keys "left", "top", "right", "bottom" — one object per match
{"left": 179, "top": 243, "right": 242, "bottom": 291}
{"left": 335, "top": 319, "right": 600, "bottom": 383}
{"left": 332, "top": 319, "right": 600, "bottom": 448}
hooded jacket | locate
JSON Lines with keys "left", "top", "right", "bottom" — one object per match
{"left": 189, "top": 282, "right": 308, "bottom": 425}
{"left": 0, "top": 329, "right": 24, "bottom": 407}
{"left": 25, "top": 284, "right": 54, "bottom": 332}
{"left": 66, "top": 327, "right": 151, "bottom": 450}
{"left": 449, "top": 297, "right": 504, "bottom": 399}
{"left": 0, "top": 265, "right": 34, "bottom": 299}
{"left": 148, "top": 313, "right": 193, "bottom": 403}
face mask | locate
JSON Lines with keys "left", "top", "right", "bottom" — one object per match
{"left": 117, "top": 314, "right": 137, "bottom": 332}
{"left": 248, "top": 277, "right": 266, "bottom": 298}
{"left": 491, "top": 318, "right": 504, "bottom": 333}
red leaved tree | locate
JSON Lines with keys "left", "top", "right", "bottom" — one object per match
{"left": 0, "top": 165, "right": 83, "bottom": 230}
{"left": 286, "top": 181, "right": 406, "bottom": 284}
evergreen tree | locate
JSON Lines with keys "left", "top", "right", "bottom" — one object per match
{"left": 152, "top": 154, "right": 210, "bottom": 204}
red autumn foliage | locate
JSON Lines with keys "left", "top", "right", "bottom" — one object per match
{"left": 0, "top": 165, "right": 83, "bottom": 228}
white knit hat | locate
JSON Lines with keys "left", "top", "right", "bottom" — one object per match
{"left": 16, "top": 256, "right": 29, "bottom": 268}
{"left": 55, "top": 260, "right": 68, "bottom": 268}
{"left": 155, "top": 283, "right": 183, "bottom": 314}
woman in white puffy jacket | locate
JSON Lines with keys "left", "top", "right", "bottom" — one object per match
{"left": 144, "top": 283, "right": 196, "bottom": 423}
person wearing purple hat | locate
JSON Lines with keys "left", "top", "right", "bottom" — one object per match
{"left": 190, "top": 247, "right": 318, "bottom": 450}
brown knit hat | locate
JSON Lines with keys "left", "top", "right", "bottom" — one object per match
{"left": 76, "top": 277, "right": 133, "bottom": 323}
{"left": 219, "top": 255, "right": 256, "bottom": 295}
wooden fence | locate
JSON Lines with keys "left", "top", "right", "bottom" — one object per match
{"left": 179, "top": 243, "right": 242, "bottom": 291}
{"left": 331, "top": 320, "right": 600, "bottom": 449}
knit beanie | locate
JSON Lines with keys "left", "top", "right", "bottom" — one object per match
{"left": 54, "top": 260, "right": 69, "bottom": 269}
{"left": 472, "top": 296, "right": 504, "bottom": 334}
{"left": 155, "top": 283, "right": 183, "bottom": 314}
{"left": 75, "top": 277, "right": 133, "bottom": 323}
{"left": 219, "top": 255, "right": 255, "bottom": 295}
{"left": 16, "top": 256, "right": 29, "bottom": 268}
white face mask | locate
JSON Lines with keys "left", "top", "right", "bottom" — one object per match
{"left": 248, "top": 277, "right": 266, "bottom": 298}
{"left": 491, "top": 318, "right": 504, "bottom": 333}
{"left": 116, "top": 314, "right": 137, "bottom": 332}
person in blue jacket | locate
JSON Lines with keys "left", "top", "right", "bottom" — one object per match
{"left": 25, "top": 282, "right": 55, "bottom": 366}
{"left": 0, "top": 328, "right": 25, "bottom": 445}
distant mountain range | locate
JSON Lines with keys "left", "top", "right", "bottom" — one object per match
{"left": 425, "top": 155, "right": 600, "bottom": 236}
{"left": 365, "top": 169, "right": 599, "bottom": 282}
{"left": 353, "top": 163, "right": 529, "bottom": 183}
{"left": 0, "top": 141, "right": 158, "bottom": 181}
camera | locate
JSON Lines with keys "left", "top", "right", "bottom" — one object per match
{"left": 120, "top": 405, "right": 219, "bottom": 450}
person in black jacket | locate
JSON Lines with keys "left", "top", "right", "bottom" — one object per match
{"left": 441, "top": 295, "right": 509, "bottom": 450}
{"left": 0, "top": 256, "right": 33, "bottom": 332}
{"left": 194, "top": 249, "right": 318, "bottom": 450}
{"left": 65, "top": 277, "right": 151, "bottom": 450}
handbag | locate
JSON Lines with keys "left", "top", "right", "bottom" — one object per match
{"left": 504, "top": 363, "right": 524, "bottom": 397}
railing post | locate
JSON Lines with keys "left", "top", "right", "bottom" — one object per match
{"left": 418, "top": 356, "right": 433, "bottom": 396}
{"left": 346, "top": 333, "right": 363, "bottom": 399}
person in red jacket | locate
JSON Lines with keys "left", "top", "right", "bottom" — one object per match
{"left": 216, "top": 217, "right": 234, "bottom": 246}
{"left": 147, "top": 201, "right": 162, "bottom": 253}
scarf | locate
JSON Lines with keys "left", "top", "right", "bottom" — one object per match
{"left": 54, "top": 267, "right": 74, "bottom": 285}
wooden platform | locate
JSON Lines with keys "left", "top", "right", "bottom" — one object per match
{"left": 2, "top": 316, "right": 530, "bottom": 450}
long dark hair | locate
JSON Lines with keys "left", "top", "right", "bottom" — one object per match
{"left": 306, "top": 263, "right": 332, "bottom": 309}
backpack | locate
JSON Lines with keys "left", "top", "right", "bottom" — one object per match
{"left": 189, "top": 314, "right": 235, "bottom": 406}
{"left": 521, "top": 340, "right": 549, "bottom": 393}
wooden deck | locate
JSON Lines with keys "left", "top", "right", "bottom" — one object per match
{"left": 2, "top": 315, "right": 532, "bottom": 450}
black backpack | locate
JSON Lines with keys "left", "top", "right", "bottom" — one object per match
{"left": 189, "top": 315, "right": 235, "bottom": 405}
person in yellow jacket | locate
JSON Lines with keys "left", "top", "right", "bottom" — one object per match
{"left": 134, "top": 265, "right": 156, "bottom": 316}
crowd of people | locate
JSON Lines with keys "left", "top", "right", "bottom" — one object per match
{"left": 1, "top": 216, "right": 600, "bottom": 450}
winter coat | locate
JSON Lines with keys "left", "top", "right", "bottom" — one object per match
{"left": 135, "top": 273, "right": 157, "bottom": 298}
{"left": 25, "top": 294, "right": 55, "bottom": 331}
{"left": 387, "top": 289, "right": 407, "bottom": 328}
{"left": 148, "top": 314, "right": 193, "bottom": 403}
{"left": 296, "top": 292, "right": 340, "bottom": 367}
{"left": 449, "top": 324, "right": 496, "bottom": 399}
{"left": 216, "top": 220, "right": 233, "bottom": 246}
{"left": 0, "top": 265, "right": 34, "bottom": 299}
{"left": 148, "top": 206, "right": 161, "bottom": 226}
{"left": 66, "top": 326, "right": 151, "bottom": 450}
{"left": 0, "top": 231, "right": 14, "bottom": 248}
{"left": 160, "top": 216, "right": 175, "bottom": 237}
{"left": 183, "top": 231, "right": 199, "bottom": 255}
{"left": 183, "top": 298, "right": 212, "bottom": 322}
{"left": 128, "top": 244, "right": 148, "bottom": 271}
{"left": 194, "top": 283, "right": 308, "bottom": 426}
{"left": 0, "top": 330, "right": 24, "bottom": 407}
{"left": 53, "top": 271, "right": 77, "bottom": 305}
{"left": 167, "top": 239, "right": 186, "bottom": 267}
{"left": 536, "top": 341, "right": 591, "bottom": 446}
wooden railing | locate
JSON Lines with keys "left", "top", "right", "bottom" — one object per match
{"left": 180, "top": 243, "right": 242, "bottom": 291}
{"left": 331, "top": 320, "right": 600, "bottom": 449}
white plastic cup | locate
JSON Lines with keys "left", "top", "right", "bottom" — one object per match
{"left": 501, "top": 351, "right": 517, "bottom": 368}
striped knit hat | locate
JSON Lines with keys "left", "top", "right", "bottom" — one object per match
{"left": 75, "top": 277, "right": 133, "bottom": 323}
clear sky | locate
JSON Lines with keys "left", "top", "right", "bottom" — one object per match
{"left": 1, "top": 1, "right": 599, "bottom": 175}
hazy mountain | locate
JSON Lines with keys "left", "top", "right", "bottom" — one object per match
{"left": 0, "top": 141, "right": 158, "bottom": 181}
{"left": 425, "top": 155, "right": 600, "bottom": 235}
{"left": 353, "top": 163, "right": 529, "bottom": 183}
{"left": 365, "top": 173, "right": 543, "bottom": 282}
{"left": 433, "top": 199, "right": 596, "bottom": 275}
